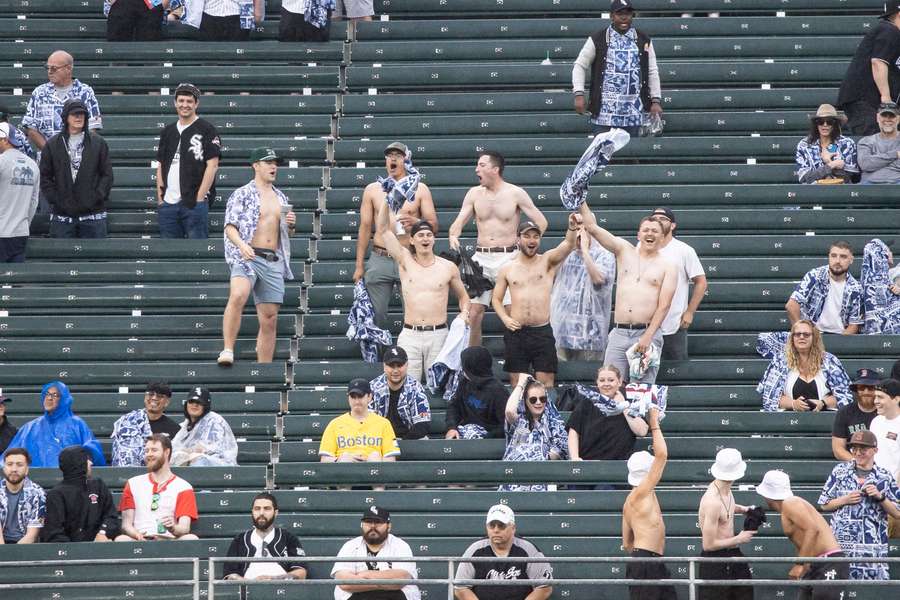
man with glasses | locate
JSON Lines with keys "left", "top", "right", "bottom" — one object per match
{"left": 818, "top": 430, "right": 900, "bottom": 581}
{"left": 21, "top": 51, "right": 102, "bottom": 154}
{"left": 223, "top": 492, "right": 308, "bottom": 582}
{"left": 857, "top": 102, "right": 900, "bottom": 184}
{"left": 115, "top": 433, "right": 199, "bottom": 541}
{"left": 111, "top": 382, "right": 182, "bottom": 466}
{"left": 455, "top": 505, "right": 552, "bottom": 600}
{"left": 785, "top": 241, "right": 863, "bottom": 335}
{"left": 832, "top": 368, "right": 881, "bottom": 461}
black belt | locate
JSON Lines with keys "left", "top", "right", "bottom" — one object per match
{"left": 614, "top": 322, "right": 649, "bottom": 330}
{"left": 403, "top": 323, "right": 447, "bottom": 331}
{"left": 371, "top": 244, "right": 390, "bottom": 257}
{"left": 475, "top": 245, "right": 517, "bottom": 253}
{"left": 253, "top": 247, "right": 279, "bottom": 262}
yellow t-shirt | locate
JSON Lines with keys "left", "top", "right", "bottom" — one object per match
{"left": 318, "top": 412, "right": 400, "bottom": 459}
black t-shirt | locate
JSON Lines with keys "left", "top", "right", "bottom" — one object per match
{"left": 156, "top": 117, "right": 221, "bottom": 208}
{"left": 387, "top": 388, "right": 408, "bottom": 439}
{"left": 792, "top": 378, "right": 820, "bottom": 401}
{"left": 566, "top": 398, "right": 636, "bottom": 460}
{"left": 837, "top": 20, "right": 900, "bottom": 107}
{"left": 831, "top": 402, "right": 877, "bottom": 440}
{"left": 149, "top": 415, "right": 182, "bottom": 438}
{"left": 456, "top": 538, "right": 553, "bottom": 600}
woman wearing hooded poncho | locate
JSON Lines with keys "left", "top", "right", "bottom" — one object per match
{"left": 170, "top": 387, "right": 238, "bottom": 467}
{"left": 6, "top": 381, "right": 105, "bottom": 467}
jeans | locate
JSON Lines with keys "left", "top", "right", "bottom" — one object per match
{"left": 0, "top": 236, "right": 27, "bottom": 262}
{"left": 49, "top": 217, "right": 107, "bottom": 239}
{"left": 158, "top": 201, "right": 209, "bottom": 239}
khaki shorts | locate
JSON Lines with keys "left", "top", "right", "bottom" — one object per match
{"left": 336, "top": 0, "right": 374, "bottom": 18}
{"left": 471, "top": 249, "right": 517, "bottom": 306}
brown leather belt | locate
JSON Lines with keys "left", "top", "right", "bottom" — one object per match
{"left": 403, "top": 323, "right": 448, "bottom": 331}
{"left": 475, "top": 245, "right": 517, "bottom": 253}
{"left": 371, "top": 245, "right": 390, "bottom": 257}
{"left": 614, "top": 322, "right": 649, "bottom": 330}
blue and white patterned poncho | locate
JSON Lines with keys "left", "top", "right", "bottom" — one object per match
{"left": 110, "top": 409, "right": 152, "bottom": 467}
{"left": 861, "top": 239, "right": 900, "bottom": 334}
{"left": 789, "top": 265, "right": 863, "bottom": 329}
{"left": 223, "top": 181, "right": 294, "bottom": 280}
{"left": 818, "top": 461, "right": 900, "bottom": 580}
{"left": 346, "top": 280, "right": 392, "bottom": 363}
{"left": 369, "top": 374, "right": 431, "bottom": 432}
{"left": 0, "top": 477, "right": 45, "bottom": 536}
{"left": 755, "top": 331, "right": 852, "bottom": 412}
{"left": 795, "top": 135, "right": 859, "bottom": 183}
{"left": 593, "top": 27, "right": 643, "bottom": 128}
{"left": 21, "top": 80, "right": 102, "bottom": 141}
{"left": 500, "top": 398, "right": 568, "bottom": 492}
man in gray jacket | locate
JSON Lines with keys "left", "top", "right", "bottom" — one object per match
{"left": 0, "top": 122, "right": 39, "bottom": 262}
{"left": 858, "top": 102, "right": 900, "bottom": 184}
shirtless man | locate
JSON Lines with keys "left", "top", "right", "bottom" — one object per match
{"left": 447, "top": 151, "right": 547, "bottom": 347}
{"left": 492, "top": 216, "right": 580, "bottom": 388}
{"left": 218, "top": 147, "right": 296, "bottom": 365}
{"left": 579, "top": 201, "right": 676, "bottom": 384}
{"left": 353, "top": 142, "right": 438, "bottom": 329}
{"left": 622, "top": 407, "right": 676, "bottom": 600}
{"left": 756, "top": 470, "right": 847, "bottom": 600}
{"left": 375, "top": 199, "right": 469, "bottom": 382}
{"left": 697, "top": 448, "right": 756, "bottom": 600}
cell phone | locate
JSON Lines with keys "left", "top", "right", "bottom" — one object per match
{"left": 280, "top": 204, "right": 293, "bottom": 215}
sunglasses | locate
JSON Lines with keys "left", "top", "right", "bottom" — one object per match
{"left": 151, "top": 493, "right": 160, "bottom": 511}
{"left": 791, "top": 331, "right": 812, "bottom": 338}
{"left": 528, "top": 395, "right": 548, "bottom": 405}
{"left": 813, "top": 118, "right": 836, "bottom": 126}
{"left": 45, "top": 64, "right": 70, "bottom": 73}
{"left": 849, "top": 446, "right": 874, "bottom": 454}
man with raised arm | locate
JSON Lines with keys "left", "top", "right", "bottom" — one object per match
{"left": 621, "top": 407, "right": 675, "bottom": 599}
{"left": 353, "top": 142, "right": 438, "bottom": 329}
{"left": 376, "top": 199, "right": 470, "bottom": 383}
{"left": 756, "top": 470, "right": 847, "bottom": 599}
{"left": 697, "top": 448, "right": 756, "bottom": 600}
{"left": 492, "top": 215, "right": 580, "bottom": 388}
{"left": 447, "top": 152, "right": 547, "bottom": 347}
{"left": 579, "top": 201, "right": 676, "bottom": 384}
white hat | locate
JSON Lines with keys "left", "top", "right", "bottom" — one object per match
{"left": 485, "top": 504, "right": 515, "bottom": 525}
{"left": 0, "top": 123, "right": 9, "bottom": 139}
{"left": 756, "top": 470, "right": 793, "bottom": 501}
{"left": 627, "top": 451, "right": 654, "bottom": 487}
{"left": 710, "top": 448, "right": 747, "bottom": 482}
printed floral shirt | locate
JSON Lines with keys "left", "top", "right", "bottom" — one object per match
{"left": 110, "top": 409, "right": 152, "bottom": 467}
{"left": 789, "top": 265, "right": 863, "bottom": 328}
{"left": 795, "top": 136, "right": 859, "bottom": 183}
{"left": 0, "top": 477, "right": 46, "bottom": 535}
{"left": 369, "top": 374, "right": 431, "bottom": 430}
{"left": 21, "top": 79, "right": 102, "bottom": 141}
{"left": 223, "top": 181, "right": 293, "bottom": 280}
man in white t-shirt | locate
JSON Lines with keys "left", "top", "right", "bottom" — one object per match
{"left": 648, "top": 208, "right": 707, "bottom": 361}
{"left": 871, "top": 379, "right": 900, "bottom": 477}
{"left": 786, "top": 241, "right": 863, "bottom": 335}
{"left": 114, "top": 433, "right": 199, "bottom": 541}
{"left": 332, "top": 506, "right": 420, "bottom": 600}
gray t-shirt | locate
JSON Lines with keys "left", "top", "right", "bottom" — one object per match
{"left": 2, "top": 488, "right": 24, "bottom": 543}
{"left": 857, "top": 133, "right": 900, "bottom": 184}
{"left": 0, "top": 148, "right": 40, "bottom": 238}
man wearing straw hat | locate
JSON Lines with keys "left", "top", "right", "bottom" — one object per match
{"left": 697, "top": 448, "right": 757, "bottom": 600}
{"left": 756, "top": 470, "right": 847, "bottom": 600}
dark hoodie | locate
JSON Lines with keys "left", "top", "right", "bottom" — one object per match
{"left": 445, "top": 346, "right": 507, "bottom": 437}
{"left": 39, "top": 99, "right": 113, "bottom": 218}
{"left": 0, "top": 410, "right": 16, "bottom": 455}
{"left": 41, "top": 446, "right": 120, "bottom": 542}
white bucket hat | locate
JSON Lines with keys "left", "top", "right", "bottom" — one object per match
{"left": 627, "top": 451, "right": 654, "bottom": 487}
{"left": 710, "top": 448, "right": 747, "bottom": 482}
{"left": 756, "top": 470, "right": 794, "bottom": 501}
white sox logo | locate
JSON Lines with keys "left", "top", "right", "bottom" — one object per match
{"left": 189, "top": 134, "right": 203, "bottom": 161}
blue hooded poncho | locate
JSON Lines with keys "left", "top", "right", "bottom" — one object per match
{"left": 5, "top": 381, "right": 106, "bottom": 467}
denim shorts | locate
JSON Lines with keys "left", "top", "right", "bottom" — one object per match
{"left": 230, "top": 255, "right": 285, "bottom": 305}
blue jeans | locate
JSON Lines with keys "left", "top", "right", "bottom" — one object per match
{"left": 49, "top": 217, "right": 107, "bottom": 238}
{"left": 0, "top": 236, "right": 27, "bottom": 262}
{"left": 158, "top": 201, "right": 208, "bottom": 239}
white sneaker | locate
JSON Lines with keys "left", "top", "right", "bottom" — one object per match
{"left": 217, "top": 349, "right": 234, "bottom": 366}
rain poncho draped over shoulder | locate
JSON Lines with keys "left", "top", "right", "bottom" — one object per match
{"left": 861, "top": 238, "right": 900, "bottom": 334}
{"left": 171, "top": 411, "right": 238, "bottom": 467}
{"left": 110, "top": 409, "right": 152, "bottom": 467}
{"left": 6, "top": 381, "right": 105, "bottom": 467}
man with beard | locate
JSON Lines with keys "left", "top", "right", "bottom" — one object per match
{"left": 219, "top": 147, "right": 297, "bottom": 366}
{"left": 375, "top": 199, "right": 470, "bottom": 383}
{"left": 369, "top": 346, "right": 432, "bottom": 440}
{"left": 786, "top": 241, "right": 863, "bottom": 335}
{"left": 447, "top": 152, "right": 547, "bottom": 347}
{"left": 332, "top": 506, "right": 421, "bottom": 600}
{"left": 0, "top": 447, "right": 45, "bottom": 544}
{"left": 41, "top": 446, "right": 119, "bottom": 542}
{"left": 115, "top": 433, "right": 199, "bottom": 541}
{"left": 493, "top": 216, "right": 581, "bottom": 388}
{"left": 832, "top": 368, "right": 881, "bottom": 460}
{"left": 857, "top": 102, "right": 900, "bottom": 184}
{"left": 223, "top": 492, "right": 308, "bottom": 581}
{"left": 578, "top": 201, "right": 677, "bottom": 384}
{"left": 354, "top": 142, "right": 438, "bottom": 329}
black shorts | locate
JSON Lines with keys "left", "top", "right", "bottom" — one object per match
{"left": 661, "top": 327, "right": 688, "bottom": 361}
{"left": 503, "top": 323, "right": 558, "bottom": 374}
{"left": 626, "top": 549, "right": 677, "bottom": 600}
{"left": 198, "top": 13, "right": 249, "bottom": 42}
{"left": 106, "top": 0, "right": 163, "bottom": 41}
{"left": 698, "top": 548, "right": 753, "bottom": 600}
{"left": 279, "top": 7, "right": 332, "bottom": 41}
{"left": 797, "top": 553, "right": 848, "bottom": 600}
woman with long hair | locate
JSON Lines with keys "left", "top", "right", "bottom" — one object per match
{"left": 795, "top": 104, "right": 859, "bottom": 184}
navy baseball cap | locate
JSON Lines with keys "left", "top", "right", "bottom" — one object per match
{"left": 851, "top": 368, "right": 881, "bottom": 388}
{"left": 347, "top": 378, "right": 371, "bottom": 396}
{"left": 611, "top": 0, "right": 635, "bottom": 12}
{"left": 383, "top": 346, "right": 408, "bottom": 365}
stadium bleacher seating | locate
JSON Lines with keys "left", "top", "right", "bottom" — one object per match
{"left": 0, "top": 0, "right": 897, "bottom": 597}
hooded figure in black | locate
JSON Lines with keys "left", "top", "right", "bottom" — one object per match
{"left": 39, "top": 98, "right": 113, "bottom": 234}
{"left": 445, "top": 346, "right": 507, "bottom": 439}
{"left": 41, "top": 445, "right": 120, "bottom": 542}
{"left": 0, "top": 396, "right": 16, "bottom": 454}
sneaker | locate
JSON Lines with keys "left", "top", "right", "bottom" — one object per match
{"left": 217, "top": 349, "right": 234, "bottom": 366}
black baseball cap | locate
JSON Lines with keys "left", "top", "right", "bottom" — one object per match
{"left": 650, "top": 207, "right": 676, "bottom": 222}
{"left": 383, "top": 346, "right": 408, "bottom": 366}
{"left": 186, "top": 386, "right": 211, "bottom": 405}
{"left": 876, "top": 378, "right": 900, "bottom": 397}
{"left": 880, "top": 2, "right": 900, "bottom": 19}
{"left": 174, "top": 82, "right": 201, "bottom": 100}
{"left": 517, "top": 221, "right": 541, "bottom": 235}
{"left": 611, "top": 0, "right": 635, "bottom": 12}
{"left": 361, "top": 505, "right": 390, "bottom": 523}
{"left": 878, "top": 102, "right": 900, "bottom": 117}
{"left": 348, "top": 378, "right": 372, "bottom": 396}
{"left": 409, "top": 220, "right": 434, "bottom": 236}
{"left": 0, "top": 394, "right": 11, "bottom": 404}
{"left": 851, "top": 368, "right": 881, "bottom": 388}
